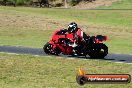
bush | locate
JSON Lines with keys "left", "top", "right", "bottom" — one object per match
{"left": 68, "top": 0, "right": 80, "bottom": 6}
{"left": 15, "top": 0, "right": 31, "bottom": 5}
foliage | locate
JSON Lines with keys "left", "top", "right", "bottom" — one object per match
{"left": 15, "top": 0, "right": 31, "bottom": 5}
{"left": 68, "top": 0, "right": 80, "bottom": 6}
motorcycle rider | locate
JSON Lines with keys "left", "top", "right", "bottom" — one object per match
{"left": 67, "top": 22, "right": 90, "bottom": 55}
{"left": 56, "top": 22, "right": 89, "bottom": 55}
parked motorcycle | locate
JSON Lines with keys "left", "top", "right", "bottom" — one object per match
{"left": 43, "top": 29, "right": 108, "bottom": 58}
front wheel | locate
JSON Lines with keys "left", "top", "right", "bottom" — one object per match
{"left": 88, "top": 43, "right": 108, "bottom": 58}
{"left": 43, "top": 42, "right": 61, "bottom": 55}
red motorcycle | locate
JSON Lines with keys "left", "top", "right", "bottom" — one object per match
{"left": 43, "top": 29, "right": 108, "bottom": 58}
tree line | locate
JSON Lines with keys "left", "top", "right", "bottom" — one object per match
{"left": 0, "top": 0, "right": 95, "bottom": 7}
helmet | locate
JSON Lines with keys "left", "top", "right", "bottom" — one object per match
{"left": 68, "top": 22, "right": 78, "bottom": 33}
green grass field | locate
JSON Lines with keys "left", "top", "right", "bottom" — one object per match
{"left": 0, "top": 6, "right": 132, "bottom": 54}
{"left": 0, "top": 5, "right": 132, "bottom": 88}
{"left": 0, "top": 53, "right": 132, "bottom": 88}
{"left": 97, "top": 0, "right": 132, "bottom": 9}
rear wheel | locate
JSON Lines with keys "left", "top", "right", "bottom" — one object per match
{"left": 88, "top": 43, "right": 108, "bottom": 58}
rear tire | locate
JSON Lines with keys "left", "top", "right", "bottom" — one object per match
{"left": 88, "top": 43, "right": 108, "bottom": 58}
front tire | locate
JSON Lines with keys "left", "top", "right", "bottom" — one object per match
{"left": 43, "top": 42, "right": 53, "bottom": 54}
{"left": 43, "top": 42, "right": 61, "bottom": 55}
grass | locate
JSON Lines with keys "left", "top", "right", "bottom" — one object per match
{"left": 0, "top": 27, "right": 53, "bottom": 48}
{"left": 97, "top": 0, "right": 132, "bottom": 9}
{"left": 0, "top": 6, "right": 132, "bottom": 88}
{"left": 1, "top": 7, "right": 132, "bottom": 28}
{"left": 0, "top": 53, "right": 132, "bottom": 88}
{"left": 0, "top": 6, "right": 132, "bottom": 54}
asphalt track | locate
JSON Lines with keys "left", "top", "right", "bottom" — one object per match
{"left": 0, "top": 46, "right": 132, "bottom": 63}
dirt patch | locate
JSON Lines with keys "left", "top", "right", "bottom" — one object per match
{"left": 80, "top": 24, "right": 132, "bottom": 39}
{"left": 0, "top": 11, "right": 67, "bottom": 31}
{"left": 73, "top": 0, "right": 120, "bottom": 9}
{"left": 0, "top": 9, "right": 131, "bottom": 39}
